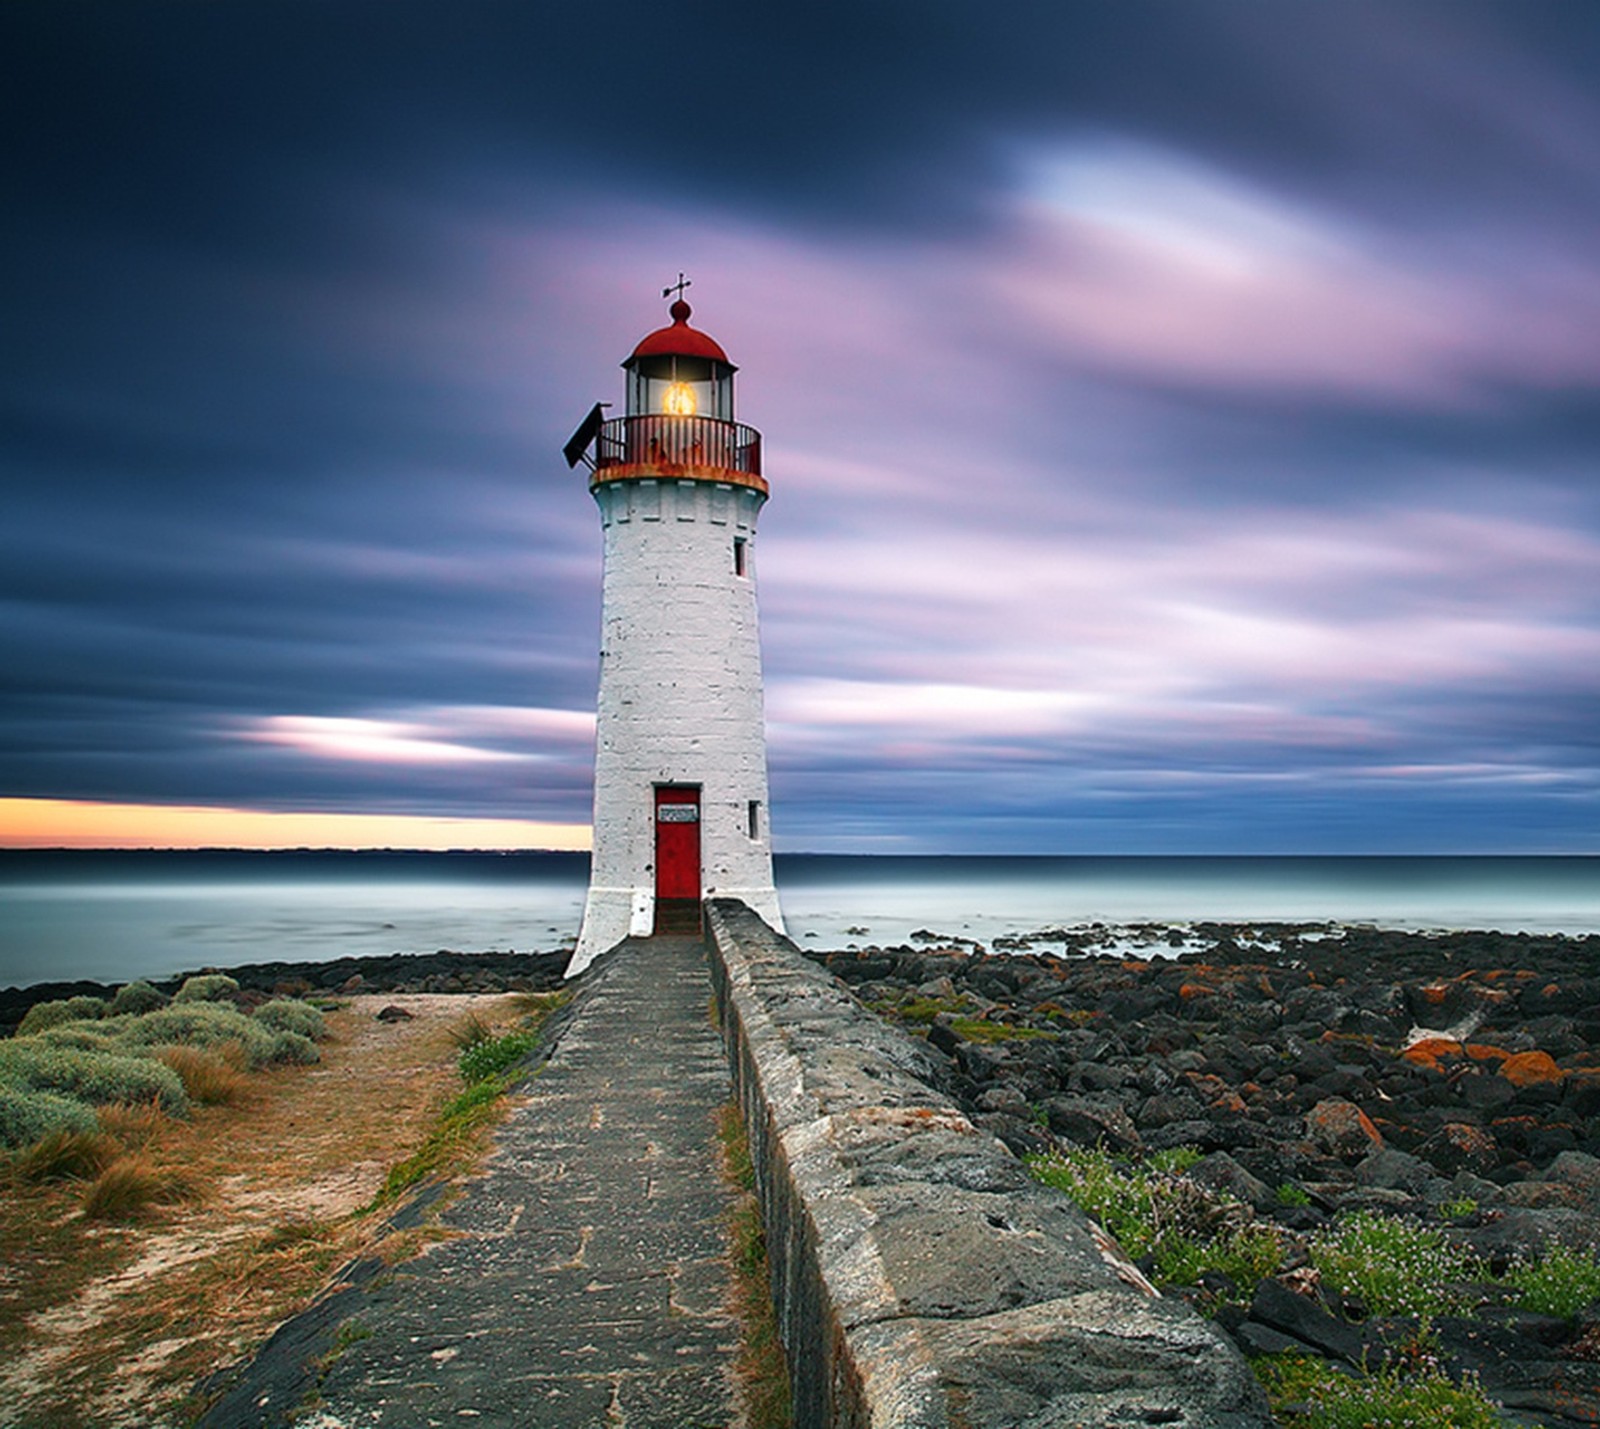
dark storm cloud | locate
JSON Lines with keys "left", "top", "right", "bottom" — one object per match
{"left": 3, "top": 0, "right": 1599, "bottom": 849}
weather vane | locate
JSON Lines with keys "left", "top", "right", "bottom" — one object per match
{"left": 662, "top": 272, "right": 691, "bottom": 302}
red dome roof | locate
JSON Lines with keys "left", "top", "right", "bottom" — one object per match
{"left": 627, "top": 300, "right": 733, "bottom": 366}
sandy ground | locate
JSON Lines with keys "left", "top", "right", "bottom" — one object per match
{"left": 0, "top": 991, "right": 525, "bottom": 1428}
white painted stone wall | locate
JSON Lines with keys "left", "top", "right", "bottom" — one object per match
{"left": 572, "top": 475, "right": 784, "bottom": 972}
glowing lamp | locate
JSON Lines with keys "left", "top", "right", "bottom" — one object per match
{"left": 662, "top": 381, "right": 698, "bottom": 416}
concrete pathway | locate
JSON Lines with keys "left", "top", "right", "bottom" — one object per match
{"left": 309, "top": 937, "right": 741, "bottom": 1428}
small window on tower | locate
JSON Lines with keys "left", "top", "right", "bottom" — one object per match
{"left": 747, "top": 800, "right": 761, "bottom": 839}
{"left": 733, "top": 536, "right": 747, "bottom": 576}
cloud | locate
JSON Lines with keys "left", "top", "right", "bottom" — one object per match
{"left": 239, "top": 715, "right": 534, "bottom": 767}
{"left": 3, "top": 1, "right": 1599, "bottom": 852}
{"left": 993, "top": 140, "right": 1600, "bottom": 404}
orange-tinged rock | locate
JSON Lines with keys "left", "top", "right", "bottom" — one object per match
{"left": 1465, "top": 1044, "right": 1509, "bottom": 1064}
{"left": 1402, "top": 1037, "right": 1462, "bottom": 1069}
{"left": 1178, "top": 982, "right": 1214, "bottom": 1001}
{"left": 1499, "top": 1051, "right": 1565, "bottom": 1088}
{"left": 1307, "top": 1097, "right": 1385, "bottom": 1159}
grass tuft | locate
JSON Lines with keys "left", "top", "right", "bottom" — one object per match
{"left": 11, "top": 1126, "right": 123, "bottom": 1182}
{"left": 457, "top": 1028, "right": 539, "bottom": 1084}
{"left": 81, "top": 1155, "right": 205, "bottom": 1221}
{"left": 256, "top": 1218, "right": 334, "bottom": 1253}
{"left": 446, "top": 1010, "right": 495, "bottom": 1050}
{"left": 154, "top": 1045, "right": 253, "bottom": 1106}
{"left": 372, "top": 1080, "right": 505, "bottom": 1204}
{"left": 369, "top": 992, "right": 568, "bottom": 1208}
{"left": 96, "top": 1098, "right": 167, "bottom": 1148}
{"left": 716, "top": 1102, "right": 792, "bottom": 1429}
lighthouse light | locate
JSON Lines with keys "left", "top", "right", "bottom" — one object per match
{"left": 662, "top": 381, "right": 698, "bottom": 416}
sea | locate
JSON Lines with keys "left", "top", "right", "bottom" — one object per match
{"left": 1, "top": 851, "right": 1598, "bottom": 990}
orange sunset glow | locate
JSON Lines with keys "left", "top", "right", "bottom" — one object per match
{"left": 0, "top": 798, "right": 592, "bottom": 852}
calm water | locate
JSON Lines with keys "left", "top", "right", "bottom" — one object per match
{"left": 2, "top": 851, "right": 1598, "bottom": 989}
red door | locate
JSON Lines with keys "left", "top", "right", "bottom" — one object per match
{"left": 654, "top": 787, "right": 701, "bottom": 931}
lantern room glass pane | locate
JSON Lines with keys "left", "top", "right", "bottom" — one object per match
{"left": 626, "top": 358, "right": 734, "bottom": 420}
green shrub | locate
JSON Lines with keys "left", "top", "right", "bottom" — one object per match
{"left": 1027, "top": 1146, "right": 1281, "bottom": 1299}
{"left": 110, "top": 980, "right": 168, "bottom": 1016}
{"left": 35, "top": 1022, "right": 123, "bottom": 1053}
{"left": 0, "top": 1084, "right": 99, "bottom": 1149}
{"left": 1277, "top": 1182, "right": 1312, "bottom": 1208}
{"left": 18, "top": 996, "right": 108, "bottom": 1035}
{"left": 458, "top": 1028, "right": 539, "bottom": 1084}
{"left": 253, "top": 999, "right": 327, "bottom": 1040}
{"left": 0, "top": 1041, "right": 189, "bottom": 1116}
{"left": 446, "top": 1010, "right": 494, "bottom": 1050}
{"left": 1255, "top": 1355, "right": 1501, "bottom": 1429}
{"left": 116, "top": 1002, "right": 281, "bottom": 1067}
{"left": 266, "top": 1030, "right": 321, "bottom": 1066}
{"left": 172, "top": 973, "right": 241, "bottom": 1004}
{"left": 1310, "top": 1211, "right": 1481, "bottom": 1319}
{"left": 1506, "top": 1243, "right": 1600, "bottom": 1319}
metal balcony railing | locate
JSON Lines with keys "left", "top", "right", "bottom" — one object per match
{"left": 594, "top": 415, "right": 762, "bottom": 479}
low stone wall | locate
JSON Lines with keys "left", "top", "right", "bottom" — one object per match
{"left": 705, "top": 899, "right": 1273, "bottom": 1429}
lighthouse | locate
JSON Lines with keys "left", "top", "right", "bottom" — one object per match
{"left": 563, "top": 284, "right": 784, "bottom": 974}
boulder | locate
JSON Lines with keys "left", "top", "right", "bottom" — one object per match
{"left": 1306, "top": 1098, "right": 1384, "bottom": 1160}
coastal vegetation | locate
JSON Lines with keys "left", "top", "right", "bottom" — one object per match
{"left": 0, "top": 975, "right": 559, "bottom": 1426}
{"left": 371, "top": 990, "right": 567, "bottom": 1206}
{"left": 716, "top": 1099, "right": 794, "bottom": 1429}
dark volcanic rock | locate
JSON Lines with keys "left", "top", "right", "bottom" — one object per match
{"left": 1247, "top": 1278, "right": 1365, "bottom": 1365}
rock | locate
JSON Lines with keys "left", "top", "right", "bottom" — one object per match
{"left": 1138, "top": 1091, "right": 1206, "bottom": 1128}
{"left": 927, "top": 1018, "right": 964, "bottom": 1055}
{"left": 1502, "top": 1181, "right": 1584, "bottom": 1210}
{"left": 1547, "top": 1151, "right": 1600, "bottom": 1212}
{"left": 1500, "top": 1050, "right": 1566, "bottom": 1089}
{"left": 1190, "top": 1151, "right": 1274, "bottom": 1212}
{"left": 1418, "top": 1121, "right": 1499, "bottom": 1176}
{"left": 1232, "top": 1321, "right": 1308, "bottom": 1357}
{"left": 375, "top": 1004, "right": 414, "bottom": 1022}
{"left": 339, "top": 974, "right": 366, "bottom": 993}
{"left": 1247, "top": 1278, "right": 1365, "bottom": 1365}
{"left": 972, "top": 1112, "right": 1052, "bottom": 1159}
{"left": 1306, "top": 1098, "right": 1384, "bottom": 1160}
{"left": 1462, "top": 1208, "right": 1600, "bottom": 1265}
{"left": 1044, "top": 1096, "right": 1142, "bottom": 1153}
{"left": 1355, "top": 1148, "right": 1439, "bottom": 1197}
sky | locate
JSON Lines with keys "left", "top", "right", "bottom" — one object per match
{"left": 3, "top": 0, "right": 1598, "bottom": 855}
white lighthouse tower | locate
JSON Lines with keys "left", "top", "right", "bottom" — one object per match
{"left": 563, "top": 284, "right": 784, "bottom": 973}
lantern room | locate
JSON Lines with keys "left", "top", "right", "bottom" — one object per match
{"left": 623, "top": 299, "right": 736, "bottom": 421}
{"left": 565, "top": 289, "right": 765, "bottom": 492}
